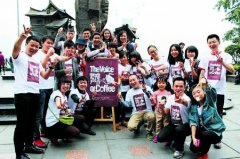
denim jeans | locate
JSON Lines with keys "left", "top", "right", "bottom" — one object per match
{"left": 14, "top": 93, "right": 39, "bottom": 156}
{"left": 33, "top": 89, "right": 53, "bottom": 140}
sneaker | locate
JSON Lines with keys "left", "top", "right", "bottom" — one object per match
{"left": 214, "top": 142, "right": 222, "bottom": 149}
{"left": 173, "top": 150, "right": 184, "bottom": 159}
{"left": 115, "top": 124, "right": 121, "bottom": 130}
{"left": 24, "top": 145, "right": 44, "bottom": 154}
{"left": 33, "top": 139, "right": 47, "bottom": 148}
{"left": 146, "top": 133, "right": 153, "bottom": 141}
{"left": 198, "top": 153, "right": 208, "bottom": 159}
{"left": 16, "top": 153, "right": 30, "bottom": 159}
{"left": 152, "top": 135, "right": 158, "bottom": 143}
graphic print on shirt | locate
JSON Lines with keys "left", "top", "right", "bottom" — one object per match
{"left": 27, "top": 61, "right": 39, "bottom": 83}
{"left": 47, "top": 59, "right": 55, "bottom": 77}
{"left": 171, "top": 105, "right": 183, "bottom": 125}
{"left": 121, "top": 71, "right": 130, "bottom": 86}
{"left": 65, "top": 63, "right": 73, "bottom": 81}
{"left": 75, "top": 95, "right": 87, "bottom": 113}
{"left": 171, "top": 65, "right": 182, "bottom": 80}
{"left": 133, "top": 93, "right": 147, "bottom": 111}
{"left": 207, "top": 61, "right": 222, "bottom": 80}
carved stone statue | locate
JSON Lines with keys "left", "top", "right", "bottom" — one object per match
{"left": 75, "top": 0, "right": 109, "bottom": 36}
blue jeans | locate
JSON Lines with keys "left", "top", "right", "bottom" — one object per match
{"left": 33, "top": 89, "right": 53, "bottom": 140}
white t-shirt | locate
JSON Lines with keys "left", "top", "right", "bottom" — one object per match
{"left": 198, "top": 52, "right": 232, "bottom": 94}
{"left": 34, "top": 50, "right": 55, "bottom": 89}
{"left": 129, "top": 62, "right": 152, "bottom": 87}
{"left": 64, "top": 59, "right": 74, "bottom": 90}
{"left": 13, "top": 52, "right": 44, "bottom": 94}
{"left": 45, "top": 90, "right": 68, "bottom": 127}
{"left": 147, "top": 57, "right": 169, "bottom": 84}
{"left": 118, "top": 64, "right": 131, "bottom": 92}
{"left": 165, "top": 94, "right": 190, "bottom": 125}
{"left": 125, "top": 86, "right": 153, "bottom": 115}
{"left": 168, "top": 62, "right": 185, "bottom": 87}
{"left": 68, "top": 89, "right": 90, "bottom": 113}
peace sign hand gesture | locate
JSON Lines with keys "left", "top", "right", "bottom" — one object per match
{"left": 21, "top": 25, "right": 32, "bottom": 39}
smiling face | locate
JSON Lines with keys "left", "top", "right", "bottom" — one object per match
{"left": 157, "top": 80, "right": 166, "bottom": 91}
{"left": 148, "top": 47, "right": 159, "bottom": 60}
{"left": 173, "top": 80, "right": 185, "bottom": 95}
{"left": 60, "top": 82, "right": 71, "bottom": 94}
{"left": 42, "top": 38, "right": 54, "bottom": 53}
{"left": 192, "top": 86, "right": 205, "bottom": 102}
{"left": 26, "top": 40, "right": 40, "bottom": 56}
{"left": 78, "top": 80, "right": 88, "bottom": 91}
{"left": 170, "top": 46, "right": 180, "bottom": 58}
{"left": 207, "top": 37, "right": 220, "bottom": 53}
{"left": 129, "top": 75, "right": 140, "bottom": 89}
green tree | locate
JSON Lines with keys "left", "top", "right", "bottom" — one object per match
{"left": 215, "top": 0, "right": 240, "bottom": 63}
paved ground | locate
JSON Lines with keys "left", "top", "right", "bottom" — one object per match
{"left": 0, "top": 73, "right": 240, "bottom": 159}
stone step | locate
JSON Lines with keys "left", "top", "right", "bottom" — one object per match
{"left": 0, "top": 98, "right": 14, "bottom": 104}
{"left": 0, "top": 114, "right": 16, "bottom": 125}
{"left": 0, "top": 104, "right": 15, "bottom": 115}
{"left": 1, "top": 75, "right": 14, "bottom": 80}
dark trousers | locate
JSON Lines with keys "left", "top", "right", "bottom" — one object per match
{"left": 157, "top": 123, "right": 191, "bottom": 151}
{"left": 46, "top": 122, "right": 80, "bottom": 139}
{"left": 34, "top": 88, "right": 53, "bottom": 140}
{"left": 14, "top": 93, "right": 39, "bottom": 156}
{"left": 190, "top": 129, "right": 222, "bottom": 154}
{"left": 76, "top": 107, "right": 97, "bottom": 127}
{"left": 217, "top": 94, "right": 224, "bottom": 118}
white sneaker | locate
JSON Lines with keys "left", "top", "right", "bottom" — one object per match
{"left": 214, "top": 142, "right": 222, "bottom": 149}
{"left": 173, "top": 150, "right": 184, "bottom": 158}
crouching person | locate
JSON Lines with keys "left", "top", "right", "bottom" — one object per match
{"left": 45, "top": 79, "right": 82, "bottom": 143}
{"left": 120, "top": 74, "right": 155, "bottom": 140}
{"left": 157, "top": 77, "right": 191, "bottom": 159}
{"left": 68, "top": 76, "right": 97, "bottom": 135}
{"left": 189, "top": 78, "right": 226, "bottom": 159}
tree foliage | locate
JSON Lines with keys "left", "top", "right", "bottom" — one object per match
{"left": 215, "top": 0, "right": 240, "bottom": 63}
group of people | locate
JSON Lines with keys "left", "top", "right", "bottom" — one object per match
{"left": 11, "top": 23, "right": 235, "bottom": 159}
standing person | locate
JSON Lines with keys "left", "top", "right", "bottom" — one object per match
{"left": 75, "top": 38, "right": 87, "bottom": 76}
{"left": 189, "top": 78, "right": 226, "bottom": 159}
{"left": 55, "top": 40, "right": 79, "bottom": 90}
{"left": 198, "top": 34, "right": 235, "bottom": 149}
{"left": 116, "top": 30, "right": 135, "bottom": 57}
{"left": 167, "top": 44, "right": 185, "bottom": 87}
{"left": 157, "top": 77, "right": 191, "bottom": 159}
{"left": 151, "top": 76, "right": 172, "bottom": 143}
{"left": 80, "top": 28, "right": 92, "bottom": 46}
{"left": 129, "top": 51, "right": 152, "bottom": 87}
{"left": 184, "top": 45, "right": 201, "bottom": 97}
{"left": 118, "top": 51, "right": 131, "bottom": 127}
{"left": 54, "top": 27, "right": 75, "bottom": 56}
{"left": 179, "top": 42, "right": 185, "bottom": 56}
{"left": 12, "top": 26, "right": 56, "bottom": 159}
{"left": 0, "top": 51, "right": 5, "bottom": 75}
{"left": 120, "top": 74, "right": 155, "bottom": 140}
{"left": 147, "top": 45, "right": 169, "bottom": 85}
{"left": 33, "top": 35, "right": 72, "bottom": 148}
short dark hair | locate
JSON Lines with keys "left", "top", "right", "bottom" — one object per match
{"left": 41, "top": 35, "right": 54, "bottom": 44}
{"left": 76, "top": 76, "right": 88, "bottom": 84}
{"left": 207, "top": 34, "right": 220, "bottom": 43}
{"left": 184, "top": 45, "right": 199, "bottom": 59}
{"left": 119, "top": 51, "right": 127, "bottom": 59}
{"left": 64, "top": 40, "right": 75, "bottom": 48}
{"left": 57, "top": 78, "right": 71, "bottom": 90}
{"left": 26, "top": 36, "right": 40, "bottom": 45}
{"left": 179, "top": 42, "right": 185, "bottom": 46}
{"left": 82, "top": 28, "right": 91, "bottom": 33}
{"left": 173, "top": 77, "right": 185, "bottom": 86}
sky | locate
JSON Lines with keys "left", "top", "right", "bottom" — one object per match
{"left": 0, "top": 0, "right": 234, "bottom": 59}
